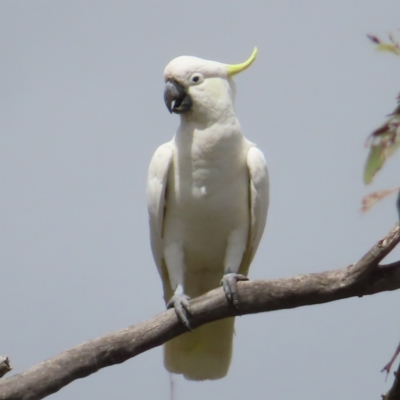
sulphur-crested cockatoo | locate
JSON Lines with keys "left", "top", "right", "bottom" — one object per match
{"left": 147, "top": 48, "right": 269, "bottom": 380}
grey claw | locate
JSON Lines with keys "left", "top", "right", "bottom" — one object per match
{"left": 167, "top": 294, "right": 192, "bottom": 330}
{"left": 221, "top": 273, "right": 249, "bottom": 309}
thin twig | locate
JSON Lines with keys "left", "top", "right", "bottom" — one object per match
{"left": 0, "top": 224, "right": 399, "bottom": 400}
{"left": 382, "top": 343, "right": 400, "bottom": 376}
{"left": 383, "top": 362, "right": 400, "bottom": 400}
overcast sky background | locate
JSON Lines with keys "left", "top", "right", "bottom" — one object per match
{"left": 1, "top": 1, "right": 400, "bottom": 399}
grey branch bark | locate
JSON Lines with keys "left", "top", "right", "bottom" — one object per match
{"left": 0, "top": 359, "right": 11, "bottom": 379}
{"left": 0, "top": 223, "right": 399, "bottom": 400}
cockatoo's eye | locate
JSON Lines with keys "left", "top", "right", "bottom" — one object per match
{"left": 190, "top": 73, "right": 203, "bottom": 85}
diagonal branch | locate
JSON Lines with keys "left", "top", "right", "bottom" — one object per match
{"left": 347, "top": 223, "right": 400, "bottom": 283}
{"left": 0, "top": 223, "right": 399, "bottom": 400}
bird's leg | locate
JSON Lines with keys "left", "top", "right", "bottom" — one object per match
{"left": 167, "top": 284, "right": 191, "bottom": 330}
{"left": 221, "top": 228, "right": 249, "bottom": 309}
{"left": 164, "top": 242, "right": 191, "bottom": 330}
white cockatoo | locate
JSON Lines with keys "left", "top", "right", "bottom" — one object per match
{"left": 146, "top": 48, "right": 269, "bottom": 381}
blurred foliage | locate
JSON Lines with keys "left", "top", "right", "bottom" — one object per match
{"left": 361, "top": 187, "right": 400, "bottom": 213}
{"left": 367, "top": 33, "right": 400, "bottom": 56}
{"left": 363, "top": 101, "right": 400, "bottom": 184}
{"left": 362, "top": 32, "right": 400, "bottom": 215}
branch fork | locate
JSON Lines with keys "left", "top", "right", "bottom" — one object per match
{"left": 0, "top": 223, "right": 399, "bottom": 400}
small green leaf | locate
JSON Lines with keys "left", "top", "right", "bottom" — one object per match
{"left": 376, "top": 43, "right": 400, "bottom": 56}
{"left": 368, "top": 32, "right": 400, "bottom": 56}
{"left": 363, "top": 108, "right": 400, "bottom": 184}
{"left": 364, "top": 143, "right": 385, "bottom": 184}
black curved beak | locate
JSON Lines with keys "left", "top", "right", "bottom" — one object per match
{"left": 164, "top": 80, "right": 193, "bottom": 114}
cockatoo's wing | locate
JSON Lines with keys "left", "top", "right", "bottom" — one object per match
{"left": 239, "top": 146, "right": 269, "bottom": 275}
{"left": 146, "top": 142, "right": 173, "bottom": 281}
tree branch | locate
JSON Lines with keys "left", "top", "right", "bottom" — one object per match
{"left": 0, "top": 359, "right": 11, "bottom": 379}
{"left": 383, "top": 362, "right": 400, "bottom": 400}
{"left": 0, "top": 223, "right": 399, "bottom": 400}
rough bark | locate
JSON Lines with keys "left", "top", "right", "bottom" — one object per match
{"left": 0, "top": 223, "right": 399, "bottom": 400}
{"left": 0, "top": 359, "right": 11, "bottom": 379}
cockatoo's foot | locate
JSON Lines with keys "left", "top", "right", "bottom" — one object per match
{"left": 167, "top": 294, "right": 192, "bottom": 330}
{"left": 221, "top": 273, "right": 249, "bottom": 309}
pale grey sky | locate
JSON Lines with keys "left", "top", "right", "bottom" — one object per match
{"left": 1, "top": 1, "right": 400, "bottom": 399}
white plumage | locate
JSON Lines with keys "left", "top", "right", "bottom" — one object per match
{"left": 147, "top": 49, "right": 269, "bottom": 380}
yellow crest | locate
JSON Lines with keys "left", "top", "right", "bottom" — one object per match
{"left": 227, "top": 47, "right": 258, "bottom": 77}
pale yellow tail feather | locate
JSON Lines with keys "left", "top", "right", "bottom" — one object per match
{"left": 164, "top": 318, "right": 235, "bottom": 381}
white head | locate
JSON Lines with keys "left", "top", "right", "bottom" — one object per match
{"left": 163, "top": 48, "right": 258, "bottom": 123}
